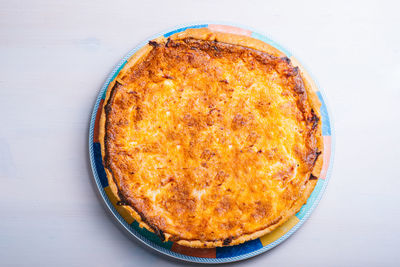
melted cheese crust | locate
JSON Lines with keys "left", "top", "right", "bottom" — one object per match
{"left": 102, "top": 33, "right": 321, "bottom": 247}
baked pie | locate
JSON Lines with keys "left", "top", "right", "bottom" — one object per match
{"left": 99, "top": 28, "right": 323, "bottom": 248}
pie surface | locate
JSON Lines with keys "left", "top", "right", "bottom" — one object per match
{"left": 99, "top": 29, "right": 323, "bottom": 248}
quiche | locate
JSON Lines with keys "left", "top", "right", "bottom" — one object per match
{"left": 99, "top": 28, "right": 323, "bottom": 248}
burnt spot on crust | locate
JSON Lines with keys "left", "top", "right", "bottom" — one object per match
{"left": 157, "top": 229, "right": 165, "bottom": 242}
{"left": 223, "top": 237, "right": 233, "bottom": 246}
{"left": 104, "top": 104, "right": 112, "bottom": 114}
{"left": 212, "top": 46, "right": 219, "bottom": 52}
{"left": 161, "top": 175, "right": 175, "bottom": 186}
{"left": 309, "top": 173, "right": 318, "bottom": 180}
{"left": 134, "top": 106, "right": 142, "bottom": 122}
{"left": 314, "top": 151, "right": 322, "bottom": 163}
{"left": 148, "top": 40, "right": 159, "bottom": 47}
{"left": 103, "top": 81, "right": 124, "bottom": 169}
{"left": 104, "top": 82, "right": 123, "bottom": 114}
{"left": 293, "top": 66, "right": 300, "bottom": 75}
{"left": 116, "top": 201, "right": 128, "bottom": 206}
{"left": 309, "top": 109, "right": 320, "bottom": 130}
{"left": 281, "top": 56, "right": 291, "bottom": 64}
{"left": 162, "top": 74, "right": 174, "bottom": 79}
{"left": 305, "top": 149, "right": 322, "bottom": 168}
{"left": 165, "top": 38, "right": 171, "bottom": 47}
{"left": 275, "top": 58, "right": 299, "bottom": 77}
{"left": 293, "top": 81, "right": 306, "bottom": 95}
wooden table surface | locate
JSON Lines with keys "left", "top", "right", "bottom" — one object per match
{"left": 1, "top": 0, "right": 399, "bottom": 266}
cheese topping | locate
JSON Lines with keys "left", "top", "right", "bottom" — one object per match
{"left": 104, "top": 38, "right": 320, "bottom": 243}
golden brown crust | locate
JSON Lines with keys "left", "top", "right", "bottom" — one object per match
{"left": 99, "top": 28, "right": 323, "bottom": 248}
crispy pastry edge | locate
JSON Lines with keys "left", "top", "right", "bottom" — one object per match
{"left": 98, "top": 28, "right": 324, "bottom": 248}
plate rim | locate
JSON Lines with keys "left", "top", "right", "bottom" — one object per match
{"left": 88, "top": 22, "right": 335, "bottom": 264}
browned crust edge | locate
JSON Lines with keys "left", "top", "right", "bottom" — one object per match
{"left": 98, "top": 28, "right": 323, "bottom": 248}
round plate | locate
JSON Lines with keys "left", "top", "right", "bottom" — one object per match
{"left": 89, "top": 23, "right": 334, "bottom": 264}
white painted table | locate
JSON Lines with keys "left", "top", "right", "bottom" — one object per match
{"left": 1, "top": 0, "right": 399, "bottom": 266}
